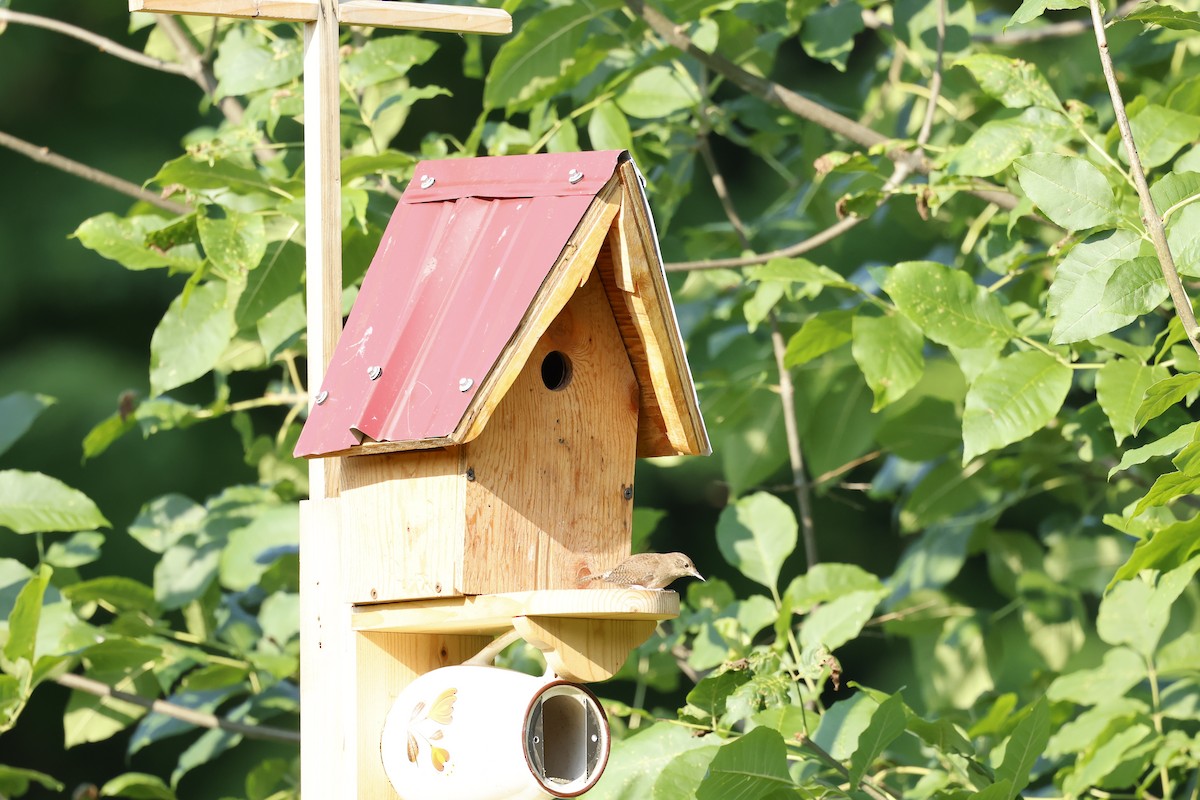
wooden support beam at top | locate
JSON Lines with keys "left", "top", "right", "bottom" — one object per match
{"left": 130, "top": 0, "right": 512, "bottom": 33}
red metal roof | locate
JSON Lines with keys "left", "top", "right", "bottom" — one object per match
{"left": 294, "top": 150, "right": 630, "bottom": 458}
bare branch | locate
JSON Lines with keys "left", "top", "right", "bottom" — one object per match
{"left": 915, "top": 0, "right": 946, "bottom": 147}
{"left": 56, "top": 672, "right": 300, "bottom": 744}
{"left": 770, "top": 314, "right": 819, "bottom": 568}
{"left": 665, "top": 217, "right": 863, "bottom": 272}
{"left": 976, "top": 0, "right": 1140, "bottom": 44}
{"left": 1088, "top": 0, "right": 1200, "bottom": 357}
{"left": 153, "top": 14, "right": 247, "bottom": 126}
{"left": 0, "top": 129, "right": 191, "bottom": 215}
{"left": 0, "top": 9, "right": 189, "bottom": 76}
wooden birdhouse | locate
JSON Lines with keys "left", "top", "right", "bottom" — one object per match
{"left": 294, "top": 149, "right": 709, "bottom": 797}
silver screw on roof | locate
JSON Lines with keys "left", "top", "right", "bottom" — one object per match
{"left": 368, "top": 365, "right": 383, "bottom": 381}
{"left": 459, "top": 377, "right": 474, "bottom": 392}
{"left": 420, "top": 175, "right": 436, "bottom": 189}
{"left": 314, "top": 391, "right": 329, "bottom": 405}
{"left": 567, "top": 169, "right": 584, "bottom": 184}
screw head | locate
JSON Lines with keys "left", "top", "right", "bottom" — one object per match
{"left": 368, "top": 365, "right": 383, "bottom": 381}
{"left": 314, "top": 390, "right": 329, "bottom": 405}
{"left": 567, "top": 169, "right": 584, "bottom": 184}
{"left": 623, "top": 485, "right": 634, "bottom": 500}
{"left": 420, "top": 174, "right": 435, "bottom": 189}
{"left": 459, "top": 377, "right": 474, "bottom": 392}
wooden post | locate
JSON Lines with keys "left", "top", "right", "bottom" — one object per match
{"left": 127, "top": 3, "right": 510, "bottom": 796}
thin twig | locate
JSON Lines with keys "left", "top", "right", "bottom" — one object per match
{"left": 915, "top": 0, "right": 946, "bottom": 146}
{"left": 794, "top": 734, "right": 901, "bottom": 800}
{"left": 1088, "top": 0, "right": 1200, "bottom": 357}
{"left": 0, "top": 9, "right": 189, "bottom": 76}
{"left": 0, "top": 130, "right": 191, "bottom": 215}
{"left": 770, "top": 314, "right": 819, "bottom": 568}
{"left": 153, "top": 14, "right": 245, "bottom": 126}
{"left": 974, "top": 0, "right": 1140, "bottom": 44}
{"left": 56, "top": 672, "right": 300, "bottom": 744}
{"left": 665, "top": 216, "right": 863, "bottom": 272}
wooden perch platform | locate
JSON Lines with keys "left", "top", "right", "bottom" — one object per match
{"left": 352, "top": 589, "right": 679, "bottom": 682}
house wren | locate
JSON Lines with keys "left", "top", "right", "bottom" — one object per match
{"left": 584, "top": 552, "right": 704, "bottom": 590}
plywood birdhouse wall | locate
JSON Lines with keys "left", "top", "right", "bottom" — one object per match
{"left": 295, "top": 149, "right": 709, "bottom": 607}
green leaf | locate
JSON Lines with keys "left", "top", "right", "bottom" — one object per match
{"left": 484, "top": 1, "right": 616, "bottom": 111}
{"left": 1096, "top": 359, "right": 1170, "bottom": 445}
{"left": 3, "top": 565, "right": 50, "bottom": 664}
{"left": 995, "top": 697, "right": 1049, "bottom": 799}
{"left": 799, "top": 0, "right": 864, "bottom": 72}
{"left": 1049, "top": 230, "right": 1144, "bottom": 343}
{"left": 1167, "top": 200, "right": 1200, "bottom": 277}
{"left": 197, "top": 206, "right": 266, "bottom": 280}
{"left": 1097, "top": 556, "right": 1200, "bottom": 657}
{"left": 962, "top": 350, "right": 1073, "bottom": 463}
{"left": 783, "top": 563, "right": 884, "bottom": 613}
{"left": 652, "top": 746, "right": 720, "bottom": 800}
{"left": 45, "top": 531, "right": 105, "bottom": 569}
{"left": 342, "top": 35, "right": 438, "bottom": 91}
{"left": 848, "top": 693, "right": 907, "bottom": 787}
{"left": 1046, "top": 646, "right": 1147, "bottom": 705}
{"left": 213, "top": 26, "right": 301, "bottom": 98}
{"left": 0, "top": 470, "right": 110, "bottom": 534}
{"left": 695, "top": 727, "right": 792, "bottom": 800}
{"left": 785, "top": 309, "right": 854, "bottom": 367}
{"left": 0, "top": 393, "right": 54, "bottom": 458}
{"left": 219, "top": 504, "right": 298, "bottom": 591}
{"left": 1009, "top": 0, "right": 1087, "bottom": 27}
{"left": 64, "top": 641, "right": 164, "bottom": 747}
{"left": 1127, "top": 104, "right": 1200, "bottom": 168}
{"left": 100, "top": 772, "right": 177, "bottom": 800}
{"left": 800, "top": 589, "right": 885, "bottom": 655}
{"left": 128, "top": 494, "right": 205, "bottom": 554}
{"left": 149, "top": 281, "right": 236, "bottom": 397}
{"left": 0, "top": 766, "right": 64, "bottom": 797}
{"left": 716, "top": 493, "right": 797, "bottom": 593}
{"left": 883, "top": 261, "right": 1015, "bottom": 351}
{"left": 683, "top": 670, "right": 752, "bottom": 726}
{"left": 581, "top": 722, "right": 713, "bottom": 800}
{"left": 1111, "top": 514, "right": 1200, "bottom": 583}
{"left": 153, "top": 155, "right": 279, "bottom": 197}
{"left": 813, "top": 692, "right": 878, "bottom": 759}
{"left": 1100, "top": 256, "right": 1168, "bottom": 315}
{"left": 1133, "top": 372, "right": 1200, "bottom": 432}
{"left": 1046, "top": 698, "right": 1147, "bottom": 757}
{"left": 1014, "top": 154, "right": 1118, "bottom": 231}
{"left": 851, "top": 313, "right": 925, "bottom": 411}
{"left": 1130, "top": 470, "right": 1200, "bottom": 515}
{"left": 74, "top": 213, "right": 201, "bottom": 272}
{"left": 256, "top": 293, "right": 306, "bottom": 360}
{"left": 617, "top": 66, "right": 701, "bottom": 118}
{"left": 588, "top": 100, "right": 634, "bottom": 153}
{"left": 1124, "top": 1, "right": 1200, "bottom": 32}
{"left": 155, "top": 540, "right": 222, "bottom": 611}
{"left": 945, "top": 108, "right": 1070, "bottom": 177}
{"left": 63, "top": 577, "right": 158, "bottom": 615}
{"left": 955, "top": 54, "right": 1061, "bottom": 110}
{"left": 1151, "top": 171, "right": 1200, "bottom": 217}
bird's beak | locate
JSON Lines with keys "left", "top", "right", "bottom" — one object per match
{"left": 691, "top": 568, "right": 705, "bottom": 581}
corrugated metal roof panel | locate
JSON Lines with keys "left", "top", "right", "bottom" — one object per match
{"left": 294, "top": 151, "right": 626, "bottom": 457}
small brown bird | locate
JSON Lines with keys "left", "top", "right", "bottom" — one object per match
{"left": 584, "top": 552, "right": 704, "bottom": 591}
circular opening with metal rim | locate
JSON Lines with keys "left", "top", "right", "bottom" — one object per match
{"left": 541, "top": 351, "right": 572, "bottom": 391}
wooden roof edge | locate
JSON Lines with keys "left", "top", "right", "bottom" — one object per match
{"left": 613, "top": 162, "right": 711, "bottom": 457}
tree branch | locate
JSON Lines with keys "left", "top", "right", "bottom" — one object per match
{"left": 770, "top": 314, "right": 819, "bottom": 568}
{"left": 1088, "top": 0, "right": 1200, "bottom": 357}
{"left": 0, "top": 9, "right": 189, "bottom": 76}
{"left": 56, "top": 672, "right": 300, "bottom": 745}
{"left": 153, "top": 14, "right": 247, "bottom": 126}
{"left": 915, "top": 0, "right": 946, "bottom": 146}
{"left": 975, "top": 0, "right": 1140, "bottom": 44}
{"left": 0, "top": 130, "right": 191, "bottom": 215}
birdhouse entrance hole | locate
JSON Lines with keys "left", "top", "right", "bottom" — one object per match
{"left": 524, "top": 683, "right": 608, "bottom": 796}
{"left": 540, "top": 351, "right": 572, "bottom": 391}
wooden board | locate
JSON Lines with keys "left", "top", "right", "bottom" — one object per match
{"left": 461, "top": 269, "right": 638, "bottom": 595}
{"left": 338, "top": 447, "right": 466, "bottom": 603}
{"left": 514, "top": 616, "right": 656, "bottom": 682}
{"left": 130, "top": 0, "right": 512, "bottom": 34}
{"left": 351, "top": 589, "right": 680, "bottom": 634}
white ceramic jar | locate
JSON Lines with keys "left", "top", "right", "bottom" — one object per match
{"left": 380, "top": 665, "right": 611, "bottom": 800}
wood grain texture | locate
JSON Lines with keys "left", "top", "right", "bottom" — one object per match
{"left": 514, "top": 616, "right": 657, "bottom": 682}
{"left": 299, "top": 499, "right": 354, "bottom": 798}
{"left": 355, "top": 632, "right": 490, "bottom": 800}
{"left": 130, "top": 0, "right": 512, "bottom": 33}
{"left": 461, "top": 270, "right": 638, "bottom": 595}
{"left": 351, "top": 589, "right": 680, "bottom": 634}
{"left": 338, "top": 448, "right": 466, "bottom": 603}
{"left": 605, "top": 162, "right": 711, "bottom": 457}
